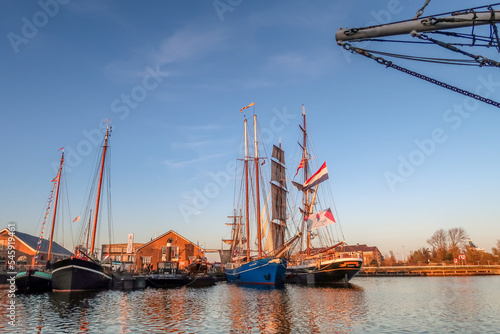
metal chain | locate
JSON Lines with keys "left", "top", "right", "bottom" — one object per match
{"left": 414, "top": 0, "right": 432, "bottom": 20}
{"left": 341, "top": 43, "right": 500, "bottom": 109}
{"left": 488, "top": 5, "right": 500, "bottom": 51}
{"left": 492, "top": 23, "right": 500, "bottom": 51}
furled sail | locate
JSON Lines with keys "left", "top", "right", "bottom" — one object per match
{"left": 267, "top": 144, "right": 287, "bottom": 251}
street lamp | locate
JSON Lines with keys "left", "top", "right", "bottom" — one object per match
{"left": 402, "top": 246, "right": 405, "bottom": 266}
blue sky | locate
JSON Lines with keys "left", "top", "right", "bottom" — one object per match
{"left": 2, "top": 0, "right": 499, "bottom": 258}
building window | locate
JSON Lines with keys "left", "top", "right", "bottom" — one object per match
{"left": 111, "top": 246, "right": 121, "bottom": 253}
{"left": 142, "top": 256, "right": 151, "bottom": 264}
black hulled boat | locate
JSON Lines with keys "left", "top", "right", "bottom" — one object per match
{"left": 52, "top": 122, "right": 114, "bottom": 292}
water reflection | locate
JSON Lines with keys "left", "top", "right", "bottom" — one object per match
{"left": 1, "top": 277, "right": 499, "bottom": 333}
{"left": 224, "top": 284, "right": 292, "bottom": 333}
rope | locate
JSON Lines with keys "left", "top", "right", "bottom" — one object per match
{"left": 413, "top": 32, "right": 500, "bottom": 67}
{"left": 414, "top": 0, "right": 432, "bottom": 20}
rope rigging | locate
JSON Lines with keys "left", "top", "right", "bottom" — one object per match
{"left": 340, "top": 42, "right": 500, "bottom": 109}
{"left": 336, "top": 2, "right": 500, "bottom": 108}
{"left": 411, "top": 32, "right": 500, "bottom": 67}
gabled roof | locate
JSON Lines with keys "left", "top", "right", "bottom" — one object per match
{"left": 136, "top": 230, "right": 201, "bottom": 252}
{"left": 336, "top": 244, "right": 381, "bottom": 253}
{"left": 1, "top": 228, "right": 72, "bottom": 257}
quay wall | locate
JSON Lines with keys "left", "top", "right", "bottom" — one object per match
{"left": 359, "top": 265, "right": 500, "bottom": 277}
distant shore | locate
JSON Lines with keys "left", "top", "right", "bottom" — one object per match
{"left": 359, "top": 265, "right": 500, "bottom": 277}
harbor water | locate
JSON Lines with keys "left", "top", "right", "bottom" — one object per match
{"left": 2, "top": 276, "right": 499, "bottom": 333}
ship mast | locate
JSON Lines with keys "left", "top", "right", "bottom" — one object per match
{"left": 254, "top": 114, "right": 263, "bottom": 258}
{"left": 85, "top": 210, "right": 92, "bottom": 251}
{"left": 244, "top": 118, "right": 251, "bottom": 261}
{"left": 90, "top": 122, "right": 110, "bottom": 256}
{"left": 47, "top": 149, "right": 64, "bottom": 263}
{"left": 300, "top": 106, "right": 312, "bottom": 256}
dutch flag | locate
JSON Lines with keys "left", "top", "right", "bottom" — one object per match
{"left": 303, "top": 162, "right": 329, "bottom": 191}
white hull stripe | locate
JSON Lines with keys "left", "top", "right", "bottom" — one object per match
{"left": 52, "top": 265, "right": 112, "bottom": 280}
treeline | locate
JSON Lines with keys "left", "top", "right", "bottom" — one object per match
{"left": 383, "top": 228, "right": 500, "bottom": 266}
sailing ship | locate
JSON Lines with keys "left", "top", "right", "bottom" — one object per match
{"left": 224, "top": 111, "right": 299, "bottom": 285}
{"left": 51, "top": 122, "right": 113, "bottom": 291}
{"left": 285, "top": 106, "right": 363, "bottom": 285}
{"left": 15, "top": 149, "right": 66, "bottom": 293}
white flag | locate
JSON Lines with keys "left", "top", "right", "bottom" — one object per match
{"left": 306, "top": 208, "right": 335, "bottom": 230}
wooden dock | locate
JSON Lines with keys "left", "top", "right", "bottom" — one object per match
{"left": 359, "top": 265, "right": 500, "bottom": 277}
{"left": 111, "top": 274, "right": 147, "bottom": 290}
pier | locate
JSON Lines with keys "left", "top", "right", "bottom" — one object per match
{"left": 111, "top": 274, "right": 147, "bottom": 290}
{"left": 359, "top": 265, "right": 500, "bottom": 277}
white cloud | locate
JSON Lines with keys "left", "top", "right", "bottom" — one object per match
{"left": 153, "top": 28, "right": 228, "bottom": 65}
{"left": 266, "top": 47, "right": 334, "bottom": 79}
{"left": 163, "top": 153, "right": 226, "bottom": 168}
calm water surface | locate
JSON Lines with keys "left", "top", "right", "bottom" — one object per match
{"left": 1, "top": 276, "right": 499, "bottom": 333}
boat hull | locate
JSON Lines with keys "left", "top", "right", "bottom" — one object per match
{"left": 186, "top": 274, "right": 218, "bottom": 287}
{"left": 285, "top": 258, "right": 363, "bottom": 284}
{"left": 51, "top": 258, "right": 112, "bottom": 291}
{"left": 15, "top": 269, "right": 52, "bottom": 293}
{"left": 147, "top": 273, "right": 189, "bottom": 288}
{"left": 226, "top": 257, "right": 287, "bottom": 285}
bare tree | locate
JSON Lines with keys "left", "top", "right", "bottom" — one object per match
{"left": 427, "top": 229, "right": 448, "bottom": 261}
{"left": 448, "top": 227, "right": 468, "bottom": 257}
{"left": 492, "top": 240, "right": 500, "bottom": 256}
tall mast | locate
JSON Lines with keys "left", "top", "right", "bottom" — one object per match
{"left": 90, "top": 122, "right": 110, "bottom": 255}
{"left": 85, "top": 210, "right": 92, "bottom": 251}
{"left": 254, "top": 114, "right": 262, "bottom": 258}
{"left": 301, "top": 105, "right": 312, "bottom": 256}
{"left": 47, "top": 149, "right": 64, "bottom": 262}
{"left": 244, "top": 118, "right": 250, "bottom": 261}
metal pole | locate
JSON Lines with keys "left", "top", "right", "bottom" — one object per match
{"left": 336, "top": 11, "right": 500, "bottom": 42}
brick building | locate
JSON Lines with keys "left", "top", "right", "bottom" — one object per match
{"left": 0, "top": 228, "right": 72, "bottom": 268}
{"left": 135, "top": 230, "right": 205, "bottom": 271}
{"left": 336, "top": 244, "right": 382, "bottom": 266}
{"left": 101, "top": 242, "right": 144, "bottom": 263}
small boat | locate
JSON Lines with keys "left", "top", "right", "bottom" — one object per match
{"left": 15, "top": 149, "right": 66, "bottom": 293}
{"left": 146, "top": 261, "right": 189, "bottom": 288}
{"left": 52, "top": 122, "right": 114, "bottom": 292}
{"left": 224, "top": 109, "right": 299, "bottom": 285}
{"left": 184, "top": 257, "right": 217, "bottom": 287}
{"left": 15, "top": 269, "right": 52, "bottom": 293}
{"left": 285, "top": 106, "right": 363, "bottom": 285}
{"left": 147, "top": 259, "right": 218, "bottom": 288}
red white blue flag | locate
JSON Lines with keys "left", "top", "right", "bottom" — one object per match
{"left": 303, "top": 162, "right": 329, "bottom": 190}
{"left": 305, "top": 208, "right": 336, "bottom": 230}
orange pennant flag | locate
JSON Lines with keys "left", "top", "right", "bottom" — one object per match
{"left": 240, "top": 102, "right": 254, "bottom": 113}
